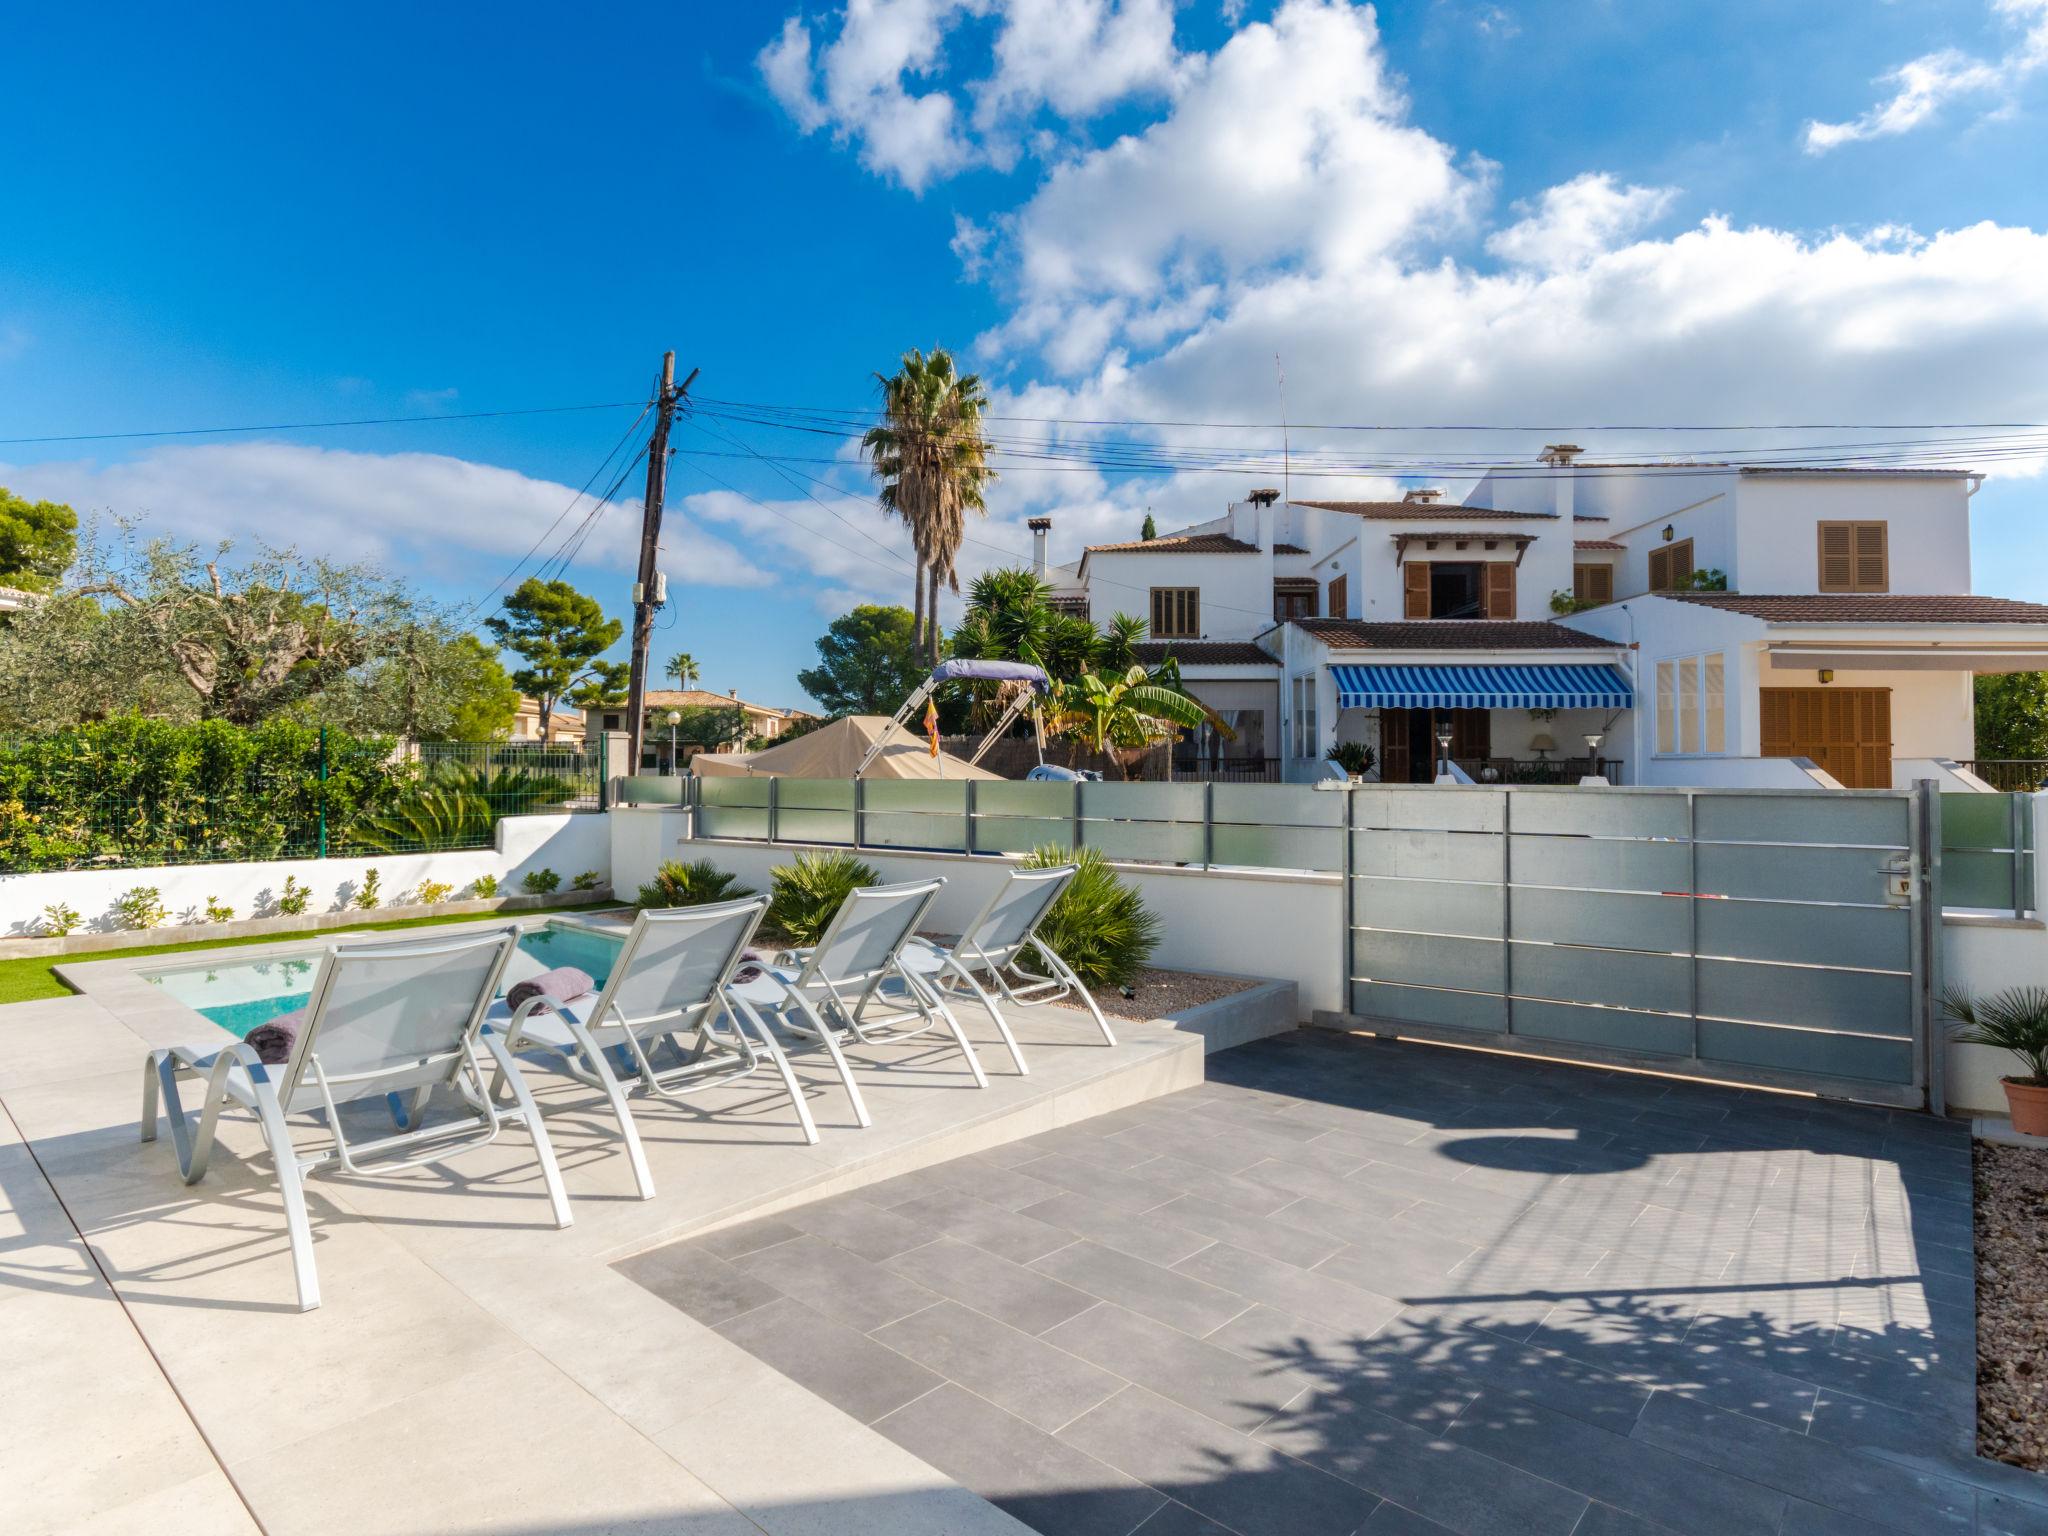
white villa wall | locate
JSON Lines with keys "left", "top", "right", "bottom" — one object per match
{"left": 1734, "top": 474, "right": 1972, "bottom": 595}
{"left": 0, "top": 812, "right": 610, "bottom": 938}
{"left": 1314, "top": 521, "right": 1573, "bottom": 623}
{"left": 1082, "top": 549, "right": 1272, "bottom": 638}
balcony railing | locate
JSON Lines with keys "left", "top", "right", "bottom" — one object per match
{"left": 1955, "top": 759, "right": 2048, "bottom": 792}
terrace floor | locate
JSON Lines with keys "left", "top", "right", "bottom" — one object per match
{"left": 1, "top": 939, "right": 2042, "bottom": 1536}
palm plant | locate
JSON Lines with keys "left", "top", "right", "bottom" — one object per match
{"left": 1090, "top": 613, "right": 1148, "bottom": 674}
{"left": 664, "top": 653, "right": 701, "bottom": 688}
{"left": 1943, "top": 985, "right": 2048, "bottom": 1083}
{"left": 638, "top": 858, "right": 754, "bottom": 909}
{"left": 1018, "top": 846, "right": 1159, "bottom": 989}
{"left": 1045, "top": 664, "right": 1229, "bottom": 779}
{"left": 766, "top": 851, "right": 879, "bottom": 946}
{"left": 343, "top": 765, "right": 579, "bottom": 853}
{"left": 862, "top": 348, "right": 997, "bottom": 664}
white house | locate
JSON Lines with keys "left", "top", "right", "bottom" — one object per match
{"left": 1039, "top": 448, "right": 2048, "bottom": 787}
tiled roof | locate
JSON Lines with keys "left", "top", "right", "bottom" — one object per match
{"left": 1133, "top": 641, "right": 1278, "bottom": 666}
{"left": 1273, "top": 542, "right": 1309, "bottom": 555}
{"left": 636, "top": 689, "right": 811, "bottom": 717}
{"left": 1271, "top": 575, "right": 1320, "bottom": 588}
{"left": 1292, "top": 501, "right": 1555, "bottom": 521}
{"left": 1391, "top": 531, "right": 1537, "bottom": 543}
{"left": 1085, "top": 533, "right": 1259, "bottom": 554}
{"left": 1294, "top": 619, "right": 1618, "bottom": 650}
{"left": 1574, "top": 539, "right": 1624, "bottom": 551}
{"left": 1662, "top": 593, "right": 2048, "bottom": 624}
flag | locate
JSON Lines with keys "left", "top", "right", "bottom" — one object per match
{"left": 924, "top": 698, "right": 940, "bottom": 757}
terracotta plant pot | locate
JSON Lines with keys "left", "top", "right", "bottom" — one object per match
{"left": 2001, "top": 1077, "right": 2048, "bottom": 1137}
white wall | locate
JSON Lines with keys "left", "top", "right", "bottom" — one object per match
{"left": 1761, "top": 662, "right": 1974, "bottom": 760}
{"left": 0, "top": 812, "right": 610, "bottom": 938}
{"left": 1734, "top": 474, "right": 1972, "bottom": 595}
{"left": 1082, "top": 550, "right": 1272, "bottom": 639}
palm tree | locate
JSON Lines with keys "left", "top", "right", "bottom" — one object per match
{"left": 664, "top": 653, "right": 700, "bottom": 689}
{"left": 861, "top": 348, "right": 997, "bottom": 663}
{"left": 1044, "top": 664, "right": 1226, "bottom": 780}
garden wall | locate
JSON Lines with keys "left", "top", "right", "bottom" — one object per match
{"left": 0, "top": 812, "right": 609, "bottom": 939}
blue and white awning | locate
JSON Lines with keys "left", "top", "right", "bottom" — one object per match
{"left": 1331, "top": 663, "right": 1634, "bottom": 710}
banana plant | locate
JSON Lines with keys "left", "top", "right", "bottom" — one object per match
{"left": 1045, "top": 663, "right": 1233, "bottom": 779}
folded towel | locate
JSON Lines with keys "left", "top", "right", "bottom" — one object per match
{"left": 246, "top": 1008, "right": 307, "bottom": 1066}
{"left": 507, "top": 966, "right": 596, "bottom": 1012}
{"left": 731, "top": 948, "right": 770, "bottom": 985}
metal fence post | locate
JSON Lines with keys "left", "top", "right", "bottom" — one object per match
{"left": 1339, "top": 783, "right": 1355, "bottom": 1021}
{"left": 1916, "top": 780, "right": 1946, "bottom": 1117}
{"left": 316, "top": 725, "right": 328, "bottom": 859}
{"left": 853, "top": 777, "right": 865, "bottom": 850}
{"left": 1500, "top": 787, "right": 1513, "bottom": 1038}
{"left": 767, "top": 776, "right": 780, "bottom": 845}
{"left": 2011, "top": 790, "right": 2027, "bottom": 920}
{"left": 1686, "top": 789, "right": 1700, "bottom": 1063}
{"left": 1072, "top": 780, "right": 1083, "bottom": 854}
{"left": 964, "top": 779, "right": 978, "bottom": 856}
{"left": 1202, "top": 781, "right": 1214, "bottom": 870}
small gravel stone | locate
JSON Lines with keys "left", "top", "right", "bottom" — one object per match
{"left": 1976, "top": 1140, "right": 2048, "bottom": 1471}
{"left": 1058, "top": 965, "right": 1256, "bottom": 1022}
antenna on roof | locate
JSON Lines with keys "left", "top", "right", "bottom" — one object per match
{"left": 1275, "top": 354, "right": 1290, "bottom": 509}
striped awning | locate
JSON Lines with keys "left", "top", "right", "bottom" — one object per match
{"left": 1331, "top": 663, "right": 1634, "bottom": 710}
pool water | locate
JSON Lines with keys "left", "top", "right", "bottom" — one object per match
{"left": 144, "top": 921, "right": 625, "bottom": 1038}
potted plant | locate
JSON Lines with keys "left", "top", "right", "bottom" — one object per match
{"left": 1326, "top": 741, "right": 1377, "bottom": 781}
{"left": 1943, "top": 985, "right": 2048, "bottom": 1135}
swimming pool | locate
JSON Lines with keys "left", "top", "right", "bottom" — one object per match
{"left": 143, "top": 920, "right": 626, "bottom": 1038}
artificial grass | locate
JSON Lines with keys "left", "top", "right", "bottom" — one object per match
{"left": 0, "top": 903, "right": 616, "bottom": 1008}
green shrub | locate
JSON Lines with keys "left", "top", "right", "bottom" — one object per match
{"left": 113, "top": 885, "right": 169, "bottom": 931}
{"left": 1018, "top": 845, "right": 1159, "bottom": 989}
{"left": 570, "top": 870, "right": 604, "bottom": 892}
{"left": 639, "top": 858, "right": 754, "bottom": 910}
{"left": 39, "top": 902, "right": 80, "bottom": 937}
{"left": 415, "top": 879, "right": 454, "bottom": 905}
{"left": 766, "top": 851, "right": 878, "bottom": 945}
{"left": 1326, "top": 742, "right": 1376, "bottom": 778}
{"left": 1944, "top": 984, "right": 2048, "bottom": 1083}
{"left": 354, "top": 868, "right": 382, "bottom": 910}
{"left": 343, "top": 765, "right": 582, "bottom": 854}
{"left": 471, "top": 873, "right": 500, "bottom": 899}
{"left": 522, "top": 868, "right": 561, "bottom": 895}
{"left": 204, "top": 896, "right": 235, "bottom": 923}
{"left": 275, "top": 876, "right": 311, "bottom": 916}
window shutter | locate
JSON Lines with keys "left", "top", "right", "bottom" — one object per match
{"left": 1403, "top": 562, "right": 1430, "bottom": 619}
{"left": 1485, "top": 562, "right": 1515, "bottom": 619}
{"left": 1590, "top": 564, "right": 1612, "bottom": 603}
{"left": 1853, "top": 523, "right": 1888, "bottom": 591}
{"left": 1647, "top": 547, "right": 1668, "bottom": 592}
{"left": 1668, "top": 539, "right": 1694, "bottom": 589}
{"left": 1328, "top": 574, "right": 1348, "bottom": 619}
{"left": 1818, "top": 524, "right": 1854, "bottom": 591}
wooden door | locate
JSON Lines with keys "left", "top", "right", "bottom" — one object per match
{"left": 1403, "top": 562, "right": 1430, "bottom": 619}
{"left": 1378, "top": 708, "right": 1410, "bottom": 782}
{"left": 1760, "top": 687, "right": 1892, "bottom": 788}
{"left": 1450, "top": 708, "right": 1492, "bottom": 763}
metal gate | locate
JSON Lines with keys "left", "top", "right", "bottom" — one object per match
{"left": 1341, "top": 784, "right": 1940, "bottom": 1109}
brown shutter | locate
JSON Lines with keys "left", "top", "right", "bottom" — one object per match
{"left": 1818, "top": 524, "right": 1854, "bottom": 591}
{"left": 1853, "top": 523, "right": 1888, "bottom": 591}
{"left": 1328, "top": 573, "right": 1347, "bottom": 619}
{"left": 1669, "top": 539, "right": 1693, "bottom": 588}
{"left": 1647, "top": 547, "right": 1668, "bottom": 592}
{"left": 1485, "top": 562, "right": 1515, "bottom": 619}
{"left": 1403, "top": 562, "right": 1430, "bottom": 619}
{"left": 1590, "top": 564, "right": 1613, "bottom": 603}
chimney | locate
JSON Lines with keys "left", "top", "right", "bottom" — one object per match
{"left": 1539, "top": 444, "right": 1579, "bottom": 521}
{"left": 1401, "top": 487, "right": 1445, "bottom": 505}
{"left": 1027, "top": 515, "right": 1051, "bottom": 578}
{"left": 1247, "top": 488, "right": 1280, "bottom": 507}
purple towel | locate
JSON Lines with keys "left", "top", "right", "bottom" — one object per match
{"left": 731, "top": 948, "right": 770, "bottom": 985}
{"left": 506, "top": 966, "right": 596, "bottom": 1013}
{"left": 246, "top": 1008, "right": 307, "bottom": 1066}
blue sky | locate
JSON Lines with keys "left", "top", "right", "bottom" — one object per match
{"left": 5, "top": 1, "right": 2048, "bottom": 708}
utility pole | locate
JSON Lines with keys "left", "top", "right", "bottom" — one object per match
{"left": 625, "top": 352, "right": 697, "bottom": 770}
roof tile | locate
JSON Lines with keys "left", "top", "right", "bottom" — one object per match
{"left": 1085, "top": 533, "right": 1259, "bottom": 554}
{"left": 1663, "top": 593, "right": 2048, "bottom": 623}
{"left": 1291, "top": 501, "right": 1555, "bottom": 522}
{"left": 1294, "top": 619, "right": 1617, "bottom": 650}
{"left": 1133, "top": 641, "right": 1277, "bottom": 666}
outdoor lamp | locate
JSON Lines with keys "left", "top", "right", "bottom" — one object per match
{"left": 1584, "top": 731, "right": 1604, "bottom": 755}
{"left": 664, "top": 710, "right": 681, "bottom": 773}
{"left": 1660, "top": 524, "right": 1675, "bottom": 542}
{"left": 1434, "top": 719, "right": 1454, "bottom": 767}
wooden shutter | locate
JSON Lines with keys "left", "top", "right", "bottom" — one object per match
{"left": 1650, "top": 541, "right": 1693, "bottom": 592}
{"left": 1485, "top": 562, "right": 1516, "bottom": 619}
{"left": 1647, "top": 547, "right": 1667, "bottom": 592}
{"left": 1817, "top": 524, "right": 1853, "bottom": 591}
{"left": 1574, "top": 563, "right": 1613, "bottom": 604}
{"left": 1853, "top": 523, "right": 1888, "bottom": 591}
{"left": 1759, "top": 687, "right": 1893, "bottom": 788}
{"left": 1403, "top": 562, "right": 1430, "bottom": 619}
{"left": 1379, "top": 708, "right": 1410, "bottom": 783}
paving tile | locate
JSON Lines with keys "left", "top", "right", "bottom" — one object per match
{"left": 1059, "top": 1385, "right": 1382, "bottom": 1536}
{"left": 775, "top": 1190, "right": 945, "bottom": 1262}
{"left": 876, "top": 1383, "right": 1165, "bottom": 1536}
{"left": 919, "top": 1154, "right": 1072, "bottom": 1212}
{"left": 714, "top": 1294, "right": 943, "bottom": 1425}
{"left": 887, "top": 1236, "right": 1099, "bottom": 1335}
{"left": 1150, "top": 1194, "right": 1345, "bottom": 1271}
{"left": 1309, "top": 1230, "right": 1499, "bottom": 1304}
{"left": 1445, "top": 1393, "right": 1789, "bottom": 1536}
{"left": 729, "top": 1233, "right": 940, "bottom": 1331}
{"left": 1019, "top": 1188, "right": 1219, "bottom": 1268}
{"left": 1566, "top": 1503, "right": 1671, "bottom": 1536}
{"left": 1136, "top": 1155, "right": 1312, "bottom": 1216}
{"left": 1033, "top": 1239, "right": 1250, "bottom": 1337}
{"left": 1358, "top": 1502, "right": 1459, "bottom": 1535}
{"left": 695, "top": 1214, "right": 803, "bottom": 1260}
{"left": 1014, "top": 1152, "right": 1192, "bottom": 1212}
{"left": 1629, "top": 1388, "right": 1972, "bottom": 1532}
{"left": 891, "top": 1187, "right": 1077, "bottom": 1264}
{"left": 1177, "top": 1241, "right": 1405, "bottom": 1336}
{"left": 873, "top": 1299, "right": 1123, "bottom": 1433}
{"left": 614, "top": 1240, "right": 785, "bottom": 1327}
{"left": 1044, "top": 1301, "right": 1310, "bottom": 1434}
{"left": 1981, "top": 1492, "right": 2048, "bottom": 1536}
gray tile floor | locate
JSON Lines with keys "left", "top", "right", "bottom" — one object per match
{"left": 619, "top": 1031, "right": 2042, "bottom": 1536}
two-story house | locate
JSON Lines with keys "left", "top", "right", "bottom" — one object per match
{"left": 586, "top": 688, "right": 816, "bottom": 770}
{"left": 1045, "top": 447, "right": 2048, "bottom": 787}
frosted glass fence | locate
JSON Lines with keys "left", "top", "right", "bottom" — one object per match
{"left": 1941, "top": 791, "right": 2034, "bottom": 916}
{"left": 687, "top": 775, "right": 1345, "bottom": 872}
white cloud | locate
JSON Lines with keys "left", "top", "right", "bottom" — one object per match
{"left": 1486, "top": 172, "right": 1675, "bottom": 271}
{"left": 1804, "top": 0, "right": 2048, "bottom": 153}
{"left": 755, "top": 0, "right": 1180, "bottom": 190}
{"left": 0, "top": 442, "right": 774, "bottom": 592}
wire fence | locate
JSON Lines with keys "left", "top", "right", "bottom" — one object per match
{"left": 0, "top": 734, "right": 603, "bottom": 873}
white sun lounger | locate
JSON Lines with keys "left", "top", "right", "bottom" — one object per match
{"left": 733, "top": 876, "right": 988, "bottom": 1127}
{"left": 483, "top": 897, "right": 825, "bottom": 1199}
{"left": 141, "top": 927, "right": 569, "bottom": 1313}
{"left": 895, "top": 863, "right": 1115, "bottom": 1073}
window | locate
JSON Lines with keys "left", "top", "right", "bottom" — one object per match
{"left": 1327, "top": 573, "right": 1348, "bottom": 619}
{"left": 1655, "top": 651, "right": 1730, "bottom": 756}
{"left": 1290, "top": 676, "right": 1319, "bottom": 759}
{"left": 1573, "top": 563, "right": 1614, "bottom": 604}
{"left": 1647, "top": 538, "right": 1695, "bottom": 592}
{"left": 1817, "top": 522, "right": 1888, "bottom": 592}
{"left": 1273, "top": 583, "right": 1318, "bottom": 621}
{"left": 602, "top": 713, "right": 621, "bottom": 730}
{"left": 1150, "top": 586, "right": 1200, "bottom": 638}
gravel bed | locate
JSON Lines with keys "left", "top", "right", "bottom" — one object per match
{"left": 1062, "top": 965, "right": 1257, "bottom": 1022}
{"left": 1976, "top": 1140, "right": 2048, "bottom": 1471}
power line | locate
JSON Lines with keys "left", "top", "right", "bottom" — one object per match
{"left": 0, "top": 400, "right": 647, "bottom": 447}
{"left": 675, "top": 456, "right": 924, "bottom": 584}
{"left": 679, "top": 416, "right": 915, "bottom": 571}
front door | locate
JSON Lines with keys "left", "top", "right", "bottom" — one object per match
{"left": 1760, "top": 687, "right": 1892, "bottom": 788}
{"left": 1379, "top": 708, "right": 1491, "bottom": 782}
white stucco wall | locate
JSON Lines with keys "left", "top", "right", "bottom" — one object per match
{"left": 0, "top": 812, "right": 611, "bottom": 938}
{"left": 1082, "top": 549, "right": 1273, "bottom": 639}
{"left": 1734, "top": 474, "right": 1972, "bottom": 595}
